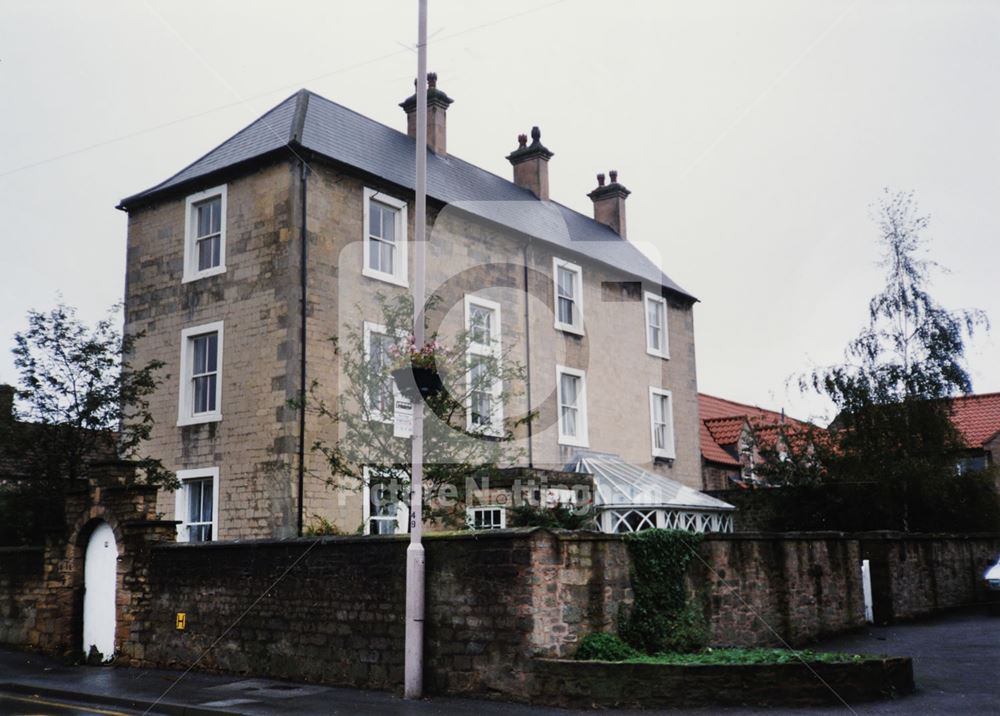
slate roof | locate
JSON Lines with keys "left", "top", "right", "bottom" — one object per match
{"left": 948, "top": 393, "right": 1000, "bottom": 448}
{"left": 118, "top": 90, "right": 693, "bottom": 299}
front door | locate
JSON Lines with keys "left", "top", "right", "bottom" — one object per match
{"left": 82, "top": 521, "right": 117, "bottom": 662}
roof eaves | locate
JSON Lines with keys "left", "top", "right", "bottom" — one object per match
{"left": 115, "top": 147, "right": 296, "bottom": 212}
{"left": 116, "top": 89, "right": 305, "bottom": 211}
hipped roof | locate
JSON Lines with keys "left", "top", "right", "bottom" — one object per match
{"left": 118, "top": 89, "right": 694, "bottom": 300}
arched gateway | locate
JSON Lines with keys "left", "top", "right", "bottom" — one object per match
{"left": 82, "top": 520, "right": 117, "bottom": 662}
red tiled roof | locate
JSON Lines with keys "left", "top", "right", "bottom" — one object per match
{"left": 698, "top": 393, "right": 819, "bottom": 466}
{"left": 699, "top": 393, "right": 813, "bottom": 430}
{"left": 948, "top": 393, "right": 1000, "bottom": 448}
{"left": 700, "top": 422, "right": 740, "bottom": 466}
{"left": 704, "top": 416, "right": 746, "bottom": 446}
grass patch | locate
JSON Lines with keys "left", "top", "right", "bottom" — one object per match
{"left": 622, "top": 648, "right": 880, "bottom": 666}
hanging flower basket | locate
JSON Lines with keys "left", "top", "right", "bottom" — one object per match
{"left": 389, "top": 339, "right": 446, "bottom": 401}
{"left": 391, "top": 365, "right": 444, "bottom": 402}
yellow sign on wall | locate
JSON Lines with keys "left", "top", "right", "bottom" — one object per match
{"left": 175, "top": 612, "right": 186, "bottom": 631}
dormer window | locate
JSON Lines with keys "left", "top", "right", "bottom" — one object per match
{"left": 183, "top": 185, "right": 227, "bottom": 282}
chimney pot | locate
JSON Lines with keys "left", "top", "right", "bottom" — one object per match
{"left": 400, "top": 72, "right": 454, "bottom": 155}
{"left": 609, "top": 169, "right": 618, "bottom": 183}
{"left": 596, "top": 173, "right": 605, "bottom": 187}
{"left": 506, "top": 126, "right": 554, "bottom": 201}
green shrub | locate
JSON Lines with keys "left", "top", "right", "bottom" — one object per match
{"left": 627, "top": 648, "right": 873, "bottom": 665}
{"left": 575, "top": 632, "right": 640, "bottom": 661}
{"left": 508, "top": 504, "right": 593, "bottom": 530}
{"left": 303, "top": 515, "right": 342, "bottom": 536}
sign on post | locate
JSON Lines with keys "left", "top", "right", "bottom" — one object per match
{"left": 394, "top": 397, "right": 414, "bottom": 438}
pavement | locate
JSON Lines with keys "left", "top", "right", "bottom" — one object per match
{"left": 1, "top": 608, "right": 998, "bottom": 715}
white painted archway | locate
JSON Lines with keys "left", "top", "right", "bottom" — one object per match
{"left": 82, "top": 521, "right": 117, "bottom": 662}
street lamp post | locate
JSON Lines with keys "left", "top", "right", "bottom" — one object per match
{"left": 404, "top": 0, "right": 428, "bottom": 701}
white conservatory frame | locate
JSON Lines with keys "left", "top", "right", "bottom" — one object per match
{"left": 569, "top": 451, "right": 735, "bottom": 534}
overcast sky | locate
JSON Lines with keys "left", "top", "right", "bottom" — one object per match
{"left": 2, "top": 0, "right": 997, "bottom": 424}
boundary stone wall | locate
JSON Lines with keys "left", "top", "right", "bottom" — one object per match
{"left": 0, "top": 474, "right": 996, "bottom": 702}
{"left": 527, "top": 657, "right": 914, "bottom": 708}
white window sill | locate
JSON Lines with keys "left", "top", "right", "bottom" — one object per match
{"left": 558, "top": 435, "right": 590, "bottom": 448}
{"left": 362, "top": 266, "right": 408, "bottom": 288}
{"left": 177, "top": 412, "right": 222, "bottom": 427}
{"left": 467, "top": 421, "right": 504, "bottom": 438}
{"left": 652, "top": 449, "right": 676, "bottom": 460}
{"left": 554, "top": 321, "right": 585, "bottom": 337}
{"left": 182, "top": 265, "right": 227, "bottom": 284}
{"left": 646, "top": 347, "right": 671, "bottom": 360}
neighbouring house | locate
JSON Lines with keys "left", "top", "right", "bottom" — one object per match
{"left": 947, "top": 392, "right": 1000, "bottom": 476}
{"left": 698, "top": 393, "right": 823, "bottom": 490}
{"left": 118, "top": 75, "right": 730, "bottom": 540}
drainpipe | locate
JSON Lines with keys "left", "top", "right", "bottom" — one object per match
{"left": 522, "top": 240, "right": 534, "bottom": 469}
{"left": 297, "top": 159, "right": 309, "bottom": 537}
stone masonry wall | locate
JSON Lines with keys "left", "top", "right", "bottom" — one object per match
{"left": 124, "top": 155, "right": 703, "bottom": 540}
{"left": 127, "top": 529, "right": 631, "bottom": 695}
{"left": 124, "top": 161, "right": 301, "bottom": 540}
{"left": 3, "top": 517, "right": 997, "bottom": 698}
{"left": 690, "top": 533, "right": 866, "bottom": 647}
{"left": 0, "top": 547, "right": 44, "bottom": 646}
{"left": 859, "top": 532, "right": 1000, "bottom": 623}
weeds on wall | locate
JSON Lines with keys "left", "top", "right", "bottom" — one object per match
{"left": 619, "top": 529, "right": 707, "bottom": 654}
{"left": 508, "top": 504, "right": 595, "bottom": 530}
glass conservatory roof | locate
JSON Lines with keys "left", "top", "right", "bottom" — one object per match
{"left": 567, "top": 451, "right": 735, "bottom": 512}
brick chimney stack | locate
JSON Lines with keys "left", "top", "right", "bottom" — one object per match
{"left": 506, "top": 126, "right": 553, "bottom": 201}
{"left": 588, "top": 170, "right": 631, "bottom": 239}
{"left": 400, "top": 72, "right": 454, "bottom": 155}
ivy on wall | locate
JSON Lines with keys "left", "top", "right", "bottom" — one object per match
{"left": 620, "top": 529, "right": 707, "bottom": 654}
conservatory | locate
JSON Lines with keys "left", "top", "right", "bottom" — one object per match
{"left": 568, "top": 451, "right": 736, "bottom": 534}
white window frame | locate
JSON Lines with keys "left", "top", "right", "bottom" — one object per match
{"left": 552, "top": 257, "right": 584, "bottom": 335}
{"left": 464, "top": 295, "right": 503, "bottom": 435}
{"left": 644, "top": 291, "right": 670, "bottom": 359}
{"left": 182, "top": 185, "right": 227, "bottom": 283}
{"left": 363, "top": 321, "right": 405, "bottom": 424}
{"left": 174, "top": 467, "right": 220, "bottom": 543}
{"left": 556, "top": 365, "right": 589, "bottom": 447}
{"left": 362, "top": 467, "right": 409, "bottom": 535}
{"left": 649, "top": 387, "right": 676, "bottom": 459}
{"left": 466, "top": 505, "right": 507, "bottom": 530}
{"left": 362, "top": 187, "right": 408, "bottom": 287}
{"left": 177, "top": 321, "right": 224, "bottom": 426}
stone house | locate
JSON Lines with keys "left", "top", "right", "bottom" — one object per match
{"left": 117, "top": 76, "right": 710, "bottom": 540}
